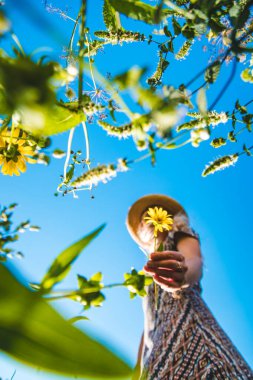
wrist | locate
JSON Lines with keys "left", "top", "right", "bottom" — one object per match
{"left": 184, "top": 256, "right": 203, "bottom": 286}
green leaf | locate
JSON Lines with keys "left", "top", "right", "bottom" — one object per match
{"left": 52, "top": 149, "right": 66, "bottom": 159}
{"left": 163, "top": 25, "right": 172, "bottom": 37}
{"left": 40, "top": 224, "right": 106, "bottom": 291}
{"left": 235, "top": 100, "right": 247, "bottom": 114}
{"left": 75, "top": 273, "right": 105, "bottom": 310}
{"left": 123, "top": 268, "right": 152, "bottom": 297}
{"left": 172, "top": 17, "right": 181, "bottom": 35}
{"left": 65, "top": 164, "right": 75, "bottom": 184}
{"left": 205, "top": 61, "right": 221, "bottom": 84}
{"left": 68, "top": 315, "right": 90, "bottom": 324}
{"left": 103, "top": 0, "right": 121, "bottom": 30}
{"left": 109, "top": 0, "right": 171, "bottom": 25}
{"left": 0, "top": 265, "right": 131, "bottom": 378}
{"left": 90, "top": 272, "right": 103, "bottom": 282}
{"left": 17, "top": 102, "right": 86, "bottom": 137}
{"left": 114, "top": 66, "right": 147, "bottom": 90}
{"left": 243, "top": 143, "right": 253, "bottom": 156}
{"left": 157, "top": 242, "right": 164, "bottom": 252}
{"left": 0, "top": 56, "right": 56, "bottom": 115}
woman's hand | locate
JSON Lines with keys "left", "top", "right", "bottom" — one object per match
{"left": 143, "top": 250, "right": 188, "bottom": 291}
{"left": 144, "top": 236, "right": 203, "bottom": 291}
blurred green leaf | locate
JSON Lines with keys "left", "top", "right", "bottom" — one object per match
{"left": 157, "top": 242, "right": 164, "bottom": 251}
{"left": 197, "top": 88, "right": 207, "bottom": 116}
{"left": 0, "top": 265, "right": 131, "bottom": 378}
{"left": 68, "top": 315, "right": 90, "bottom": 324}
{"left": 0, "top": 56, "right": 55, "bottom": 115}
{"left": 18, "top": 102, "right": 86, "bottom": 137}
{"left": 52, "top": 149, "right": 66, "bottom": 159}
{"left": 205, "top": 61, "right": 221, "bottom": 84}
{"left": 40, "top": 224, "right": 106, "bottom": 291}
{"left": 103, "top": 0, "right": 121, "bottom": 30}
{"left": 114, "top": 66, "right": 147, "bottom": 90}
{"left": 123, "top": 268, "right": 153, "bottom": 298}
{"left": 109, "top": 0, "right": 171, "bottom": 24}
{"left": 74, "top": 272, "right": 105, "bottom": 310}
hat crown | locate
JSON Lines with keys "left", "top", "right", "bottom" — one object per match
{"left": 126, "top": 194, "right": 187, "bottom": 248}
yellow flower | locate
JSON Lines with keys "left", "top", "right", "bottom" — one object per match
{"left": 144, "top": 206, "right": 174, "bottom": 237}
{"left": 0, "top": 127, "right": 36, "bottom": 176}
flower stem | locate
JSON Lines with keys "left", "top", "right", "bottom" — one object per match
{"left": 63, "top": 127, "right": 75, "bottom": 182}
{"left": 153, "top": 235, "right": 158, "bottom": 311}
{"left": 82, "top": 121, "right": 91, "bottom": 165}
{"left": 68, "top": 10, "right": 81, "bottom": 55}
{"left": 78, "top": 0, "right": 86, "bottom": 105}
{"left": 103, "top": 283, "right": 124, "bottom": 289}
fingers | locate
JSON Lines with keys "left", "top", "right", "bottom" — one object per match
{"left": 146, "top": 259, "right": 187, "bottom": 272}
{"left": 150, "top": 251, "right": 184, "bottom": 262}
{"left": 145, "top": 267, "right": 185, "bottom": 282}
{"left": 153, "top": 274, "right": 183, "bottom": 290}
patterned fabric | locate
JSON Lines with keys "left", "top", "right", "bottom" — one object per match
{"left": 140, "top": 212, "right": 253, "bottom": 380}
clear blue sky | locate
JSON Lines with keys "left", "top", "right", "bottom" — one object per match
{"left": 0, "top": 1, "right": 252, "bottom": 379}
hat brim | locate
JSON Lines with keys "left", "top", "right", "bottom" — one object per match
{"left": 126, "top": 194, "right": 187, "bottom": 248}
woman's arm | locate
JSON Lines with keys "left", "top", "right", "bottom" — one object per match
{"left": 143, "top": 235, "right": 203, "bottom": 290}
{"left": 132, "top": 332, "right": 144, "bottom": 380}
{"left": 177, "top": 235, "right": 203, "bottom": 286}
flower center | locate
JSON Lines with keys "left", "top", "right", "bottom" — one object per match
{"left": 4, "top": 144, "right": 20, "bottom": 161}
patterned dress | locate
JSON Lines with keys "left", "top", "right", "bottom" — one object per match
{"left": 140, "top": 212, "right": 253, "bottom": 380}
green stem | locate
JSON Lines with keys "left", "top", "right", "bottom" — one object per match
{"left": 104, "top": 283, "right": 124, "bottom": 289}
{"left": 68, "top": 10, "right": 81, "bottom": 55}
{"left": 127, "top": 130, "right": 189, "bottom": 165}
{"left": 82, "top": 121, "right": 91, "bottom": 167}
{"left": 78, "top": 0, "right": 87, "bottom": 105}
{"left": 209, "top": 58, "right": 237, "bottom": 111}
{"left": 45, "top": 282, "right": 125, "bottom": 301}
{"left": 235, "top": 126, "right": 248, "bottom": 136}
{"left": 162, "top": 138, "right": 192, "bottom": 149}
{"left": 63, "top": 127, "right": 75, "bottom": 182}
{"left": 153, "top": 235, "right": 158, "bottom": 310}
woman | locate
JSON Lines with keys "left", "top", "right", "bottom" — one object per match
{"left": 126, "top": 194, "right": 253, "bottom": 380}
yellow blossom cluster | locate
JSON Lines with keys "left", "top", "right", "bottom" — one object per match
{"left": 0, "top": 127, "right": 36, "bottom": 176}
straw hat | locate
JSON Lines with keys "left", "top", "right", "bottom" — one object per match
{"left": 126, "top": 194, "right": 187, "bottom": 247}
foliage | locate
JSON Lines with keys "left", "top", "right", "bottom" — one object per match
{"left": 0, "top": 203, "right": 39, "bottom": 261}
{"left": 0, "top": 204, "right": 154, "bottom": 377}
{"left": 123, "top": 268, "right": 153, "bottom": 298}
{"left": 0, "top": 0, "right": 252, "bottom": 191}
{"left": 72, "top": 272, "right": 105, "bottom": 310}
{"left": 0, "top": 264, "right": 131, "bottom": 378}
{"left": 39, "top": 224, "right": 105, "bottom": 292}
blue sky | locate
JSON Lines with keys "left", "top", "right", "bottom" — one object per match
{"left": 0, "top": 1, "right": 252, "bottom": 379}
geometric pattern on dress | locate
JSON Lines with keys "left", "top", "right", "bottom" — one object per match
{"left": 140, "top": 214, "right": 253, "bottom": 380}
